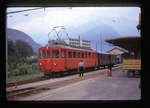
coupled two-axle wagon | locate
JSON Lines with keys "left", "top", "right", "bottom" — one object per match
{"left": 38, "top": 45, "right": 118, "bottom": 77}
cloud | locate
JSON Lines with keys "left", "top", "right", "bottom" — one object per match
{"left": 8, "top": 7, "right": 140, "bottom": 45}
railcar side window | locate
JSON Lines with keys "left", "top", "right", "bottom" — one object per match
{"left": 78, "top": 52, "right": 80, "bottom": 58}
{"left": 85, "top": 52, "right": 87, "bottom": 58}
{"left": 82, "top": 52, "right": 84, "bottom": 58}
{"left": 73, "top": 51, "right": 76, "bottom": 58}
{"left": 52, "top": 50, "right": 59, "bottom": 58}
{"left": 47, "top": 49, "right": 50, "bottom": 58}
{"left": 61, "top": 49, "right": 64, "bottom": 58}
{"left": 68, "top": 50, "right": 72, "bottom": 58}
{"left": 40, "top": 50, "right": 45, "bottom": 59}
{"left": 88, "top": 52, "right": 91, "bottom": 58}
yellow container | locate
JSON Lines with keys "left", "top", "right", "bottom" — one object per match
{"left": 123, "top": 59, "right": 141, "bottom": 70}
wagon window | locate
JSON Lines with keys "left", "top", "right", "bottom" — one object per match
{"left": 85, "top": 52, "right": 87, "bottom": 58}
{"left": 78, "top": 52, "right": 80, "bottom": 58}
{"left": 47, "top": 49, "right": 50, "bottom": 58}
{"left": 61, "top": 49, "right": 64, "bottom": 58}
{"left": 52, "top": 50, "right": 59, "bottom": 58}
{"left": 82, "top": 52, "right": 84, "bottom": 58}
{"left": 68, "top": 50, "right": 72, "bottom": 58}
{"left": 40, "top": 49, "right": 45, "bottom": 59}
{"left": 73, "top": 51, "right": 76, "bottom": 58}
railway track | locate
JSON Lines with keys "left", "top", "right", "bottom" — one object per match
{"left": 6, "top": 65, "right": 123, "bottom": 100}
{"left": 6, "top": 64, "right": 121, "bottom": 88}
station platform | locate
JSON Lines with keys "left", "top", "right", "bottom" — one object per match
{"left": 9, "top": 64, "right": 141, "bottom": 100}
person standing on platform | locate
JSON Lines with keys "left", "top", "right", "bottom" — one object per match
{"left": 108, "top": 64, "right": 112, "bottom": 76}
{"left": 78, "top": 60, "right": 85, "bottom": 77}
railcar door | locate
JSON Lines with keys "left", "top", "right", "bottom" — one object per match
{"left": 51, "top": 47, "right": 62, "bottom": 72}
{"left": 38, "top": 47, "right": 47, "bottom": 72}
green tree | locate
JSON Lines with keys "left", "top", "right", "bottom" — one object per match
{"left": 15, "top": 40, "right": 34, "bottom": 58}
{"left": 8, "top": 39, "right": 35, "bottom": 77}
{"left": 8, "top": 39, "right": 18, "bottom": 63}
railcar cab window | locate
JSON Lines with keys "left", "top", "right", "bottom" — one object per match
{"left": 73, "top": 51, "right": 76, "bottom": 58}
{"left": 40, "top": 49, "right": 45, "bottom": 59}
{"left": 52, "top": 50, "right": 59, "bottom": 58}
{"left": 68, "top": 50, "right": 72, "bottom": 58}
{"left": 47, "top": 49, "right": 50, "bottom": 58}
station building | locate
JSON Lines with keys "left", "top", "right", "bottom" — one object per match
{"left": 106, "top": 47, "right": 128, "bottom": 64}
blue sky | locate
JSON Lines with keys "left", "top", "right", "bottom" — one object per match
{"left": 7, "top": 7, "right": 141, "bottom": 48}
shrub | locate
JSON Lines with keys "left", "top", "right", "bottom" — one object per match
{"left": 32, "top": 63, "right": 38, "bottom": 71}
{"left": 8, "top": 62, "right": 39, "bottom": 78}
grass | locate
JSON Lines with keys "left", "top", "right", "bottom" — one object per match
{"left": 7, "top": 71, "right": 44, "bottom": 83}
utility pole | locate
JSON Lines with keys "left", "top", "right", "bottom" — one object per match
{"left": 100, "top": 33, "right": 102, "bottom": 52}
{"left": 79, "top": 35, "right": 80, "bottom": 47}
{"left": 96, "top": 42, "right": 97, "bottom": 52}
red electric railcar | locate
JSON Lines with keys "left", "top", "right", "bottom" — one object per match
{"left": 38, "top": 45, "right": 98, "bottom": 77}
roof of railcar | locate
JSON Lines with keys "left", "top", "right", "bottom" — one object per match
{"left": 41, "top": 44, "right": 97, "bottom": 53}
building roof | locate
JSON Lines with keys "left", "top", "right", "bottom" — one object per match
{"left": 106, "top": 47, "right": 128, "bottom": 55}
{"left": 105, "top": 36, "right": 141, "bottom": 52}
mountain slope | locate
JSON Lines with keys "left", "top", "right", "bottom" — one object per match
{"left": 6, "top": 28, "right": 42, "bottom": 53}
{"left": 76, "top": 23, "right": 121, "bottom": 52}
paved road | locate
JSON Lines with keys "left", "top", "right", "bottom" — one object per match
{"left": 21, "top": 68, "right": 141, "bottom": 100}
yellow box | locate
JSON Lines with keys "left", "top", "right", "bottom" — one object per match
{"left": 123, "top": 59, "right": 141, "bottom": 70}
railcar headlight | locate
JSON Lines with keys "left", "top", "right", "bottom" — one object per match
{"left": 53, "top": 62, "right": 57, "bottom": 66}
{"left": 40, "top": 63, "right": 42, "bottom": 66}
